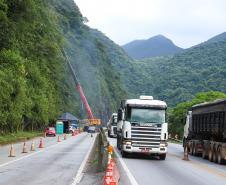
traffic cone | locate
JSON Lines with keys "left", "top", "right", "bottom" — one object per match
{"left": 64, "top": 134, "right": 67, "bottom": 140}
{"left": 72, "top": 131, "right": 75, "bottom": 136}
{"left": 8, "top": 144, "right": 16, "bottom": 157}
{"left": 57, "top": 135, "right": 61, "bottom": 142}
{"left": 39, "top": 138, "right": 44, "bottom": 148}
{"left": 22, "top": 142, "right": 28, "bottom": 153}
{"left": 183, "top": 144, "right": 189, "bottom": 161}
{"left": 30, "top": 141, "right": 35, "bottom": 151}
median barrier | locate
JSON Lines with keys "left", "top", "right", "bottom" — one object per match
{"left": 8, "top": 144, "right": 16, "bottom": 157}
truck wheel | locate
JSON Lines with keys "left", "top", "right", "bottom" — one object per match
{"left": 159, "top": 154, "right": 166, "bottom": 160}
{"left": 202, "top": 147, "right": 206, "bottom": 159}
{"left": 121, "top": 150, "right": 128, "bottom": 158}
{"left": 208, "top": 147, "right": 213, "bottom": 162}
{"left": 108, "top": 131, "right": 111, "bottom": 137}
{"left": 192, "top": 144, "right": 196, "bottom": 156}
{"left": 217, "top": 147, "right": 224, "bottom": 165}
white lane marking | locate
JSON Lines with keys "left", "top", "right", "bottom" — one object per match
{"left": 114, "top": 148, "right": 139, "bottom": 185}
{"left": 71, "top": 134, "right": 97, "bottom": 185}
{"left": 0, "top": 134, "right": 83, "bottom": 168}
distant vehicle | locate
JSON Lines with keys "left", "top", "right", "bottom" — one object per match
{"left": 68, "top": 125, "right": 76, "bottom": 133}
{"left": 107, "top": 113, "right": 117, "bottom": 138}
{"left": 183, "top": 99, "right": 226, "bottom": 164}
{"left": 45, "top": 127, "right": 56, "bottom": 137}
{"left": 117, "top": 96, "right": 168, "bottom": 159}
{"left": 88, "top": 126, "right": 96, "bottom": 133}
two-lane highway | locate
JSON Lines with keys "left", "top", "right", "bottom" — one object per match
{"left": 0, "top": 133, "right": 96, "bottom": 185}
{"left": 108, "top": 138, "right": 226, "bottom": 185}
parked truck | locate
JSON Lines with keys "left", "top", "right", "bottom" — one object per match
{"left": 107, "top": 113, "right": 118, "bottom": 138}
{"left": 117, "top": 96, "right": 168, "bottom": 159}
{"left": 183, "top": 99, "right": 226, "bottom": 164}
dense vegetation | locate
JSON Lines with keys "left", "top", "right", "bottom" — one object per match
{"left": 116, "top": 37, "right": 226, "bottom": 106}
{"left": 168, "top": 91, "right": 226, "bottom": 138}
{"left": 122, "top": 35, "right": 183, "bottom": 59}
{"left": 0, "top": 0, "right": 127, "bottom": 133}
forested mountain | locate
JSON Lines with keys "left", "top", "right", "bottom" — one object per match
{"left": 203, "top": 32, "right": 226, "bottom": 45}
{"left": 122, "top": 35, "right": 183, "bottom": 59}
{"left": 114, "top": 34, "right": 226, "bottom": 106}
{"left": 0, "top": 0, "right": 127, "bottom": 133}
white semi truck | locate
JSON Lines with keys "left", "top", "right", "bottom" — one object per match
{"left": 107, "top": 113, "right": 118, "bottom": 138}
{"left": 117, "top": 96, "right": 168, "bottom": 159}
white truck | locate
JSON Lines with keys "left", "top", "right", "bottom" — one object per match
{"left": 117, "top": 96, "right": 168, "bottom": 159}
{"left": 107, "top": 113, "right": 118, "bottom": 138}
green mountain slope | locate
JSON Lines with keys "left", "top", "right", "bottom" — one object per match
{"left": 0, "top": 0, "right": 127, "bottom": 132}
{"left": 116, "top": 36, "right": 226, "bottom": 106}
{"left": 122, "top": 35, "right": 183, "bottom": 59}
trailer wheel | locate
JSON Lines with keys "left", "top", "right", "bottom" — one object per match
{"left": 208, "top": 147, "right": 213, "bottom": 162}
{"left": 202, "top": 147, "right": 206, "bottom": 159}
{"left": 217, "top": 147, "right": 224, "bottom": 165}
{"left": 192, "top": 143, "right": 197, "bottom": 156}
{"left": 212, "top": 147, "right": 217, "bottom": 163}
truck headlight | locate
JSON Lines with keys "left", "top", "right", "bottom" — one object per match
{"left": 123, "top": 141, "right": 131, "bottom": 145}
{"left": 160, "top": 141, "right": 167, "bottom": 147}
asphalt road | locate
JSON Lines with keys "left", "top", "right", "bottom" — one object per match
{"left": 0, "top": 133, "right": 95, "bottom": 185}
{"left": 108, "top": 138, "right": 226, "bottom": 185}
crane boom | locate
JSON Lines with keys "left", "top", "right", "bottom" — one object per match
{"left": 61, "top": 48, "right": 94, "bottom": 119}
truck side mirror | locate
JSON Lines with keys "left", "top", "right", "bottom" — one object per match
{"left": 117, "top": 109, "right": 122, "bottom": 121}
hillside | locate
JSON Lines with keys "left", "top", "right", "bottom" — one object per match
{"left": 115, "top": 34, "right": 226, "bottom": 106}
{"left": 122, "top": 35, "right": 183, "bottom": 59}
{"left": 0, "top": 0, "right": 127, "bottom": 132}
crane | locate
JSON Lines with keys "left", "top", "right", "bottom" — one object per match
{"left": 61, "top": 48, "right": 94, "bottom": 119}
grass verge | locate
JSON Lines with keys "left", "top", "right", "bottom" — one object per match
{"left": 0, "top": 131, "right": 43, "bottom": 145}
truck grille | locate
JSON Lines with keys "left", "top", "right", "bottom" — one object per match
{"left": 131, "top": 124, "right": 161, "bottom": 148}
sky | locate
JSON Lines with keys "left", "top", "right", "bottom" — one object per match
{"left": 74, "top": 0, "right": 226, "bottom": 48}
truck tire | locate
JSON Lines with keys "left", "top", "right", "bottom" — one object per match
{"left": 202, "top": 147, "right": 207, "bottom": 159}
{"left": 217, "top": 146, "right": 224, "bottom": 164}
{"left": 212, "top": 147, "right": 217, "bottom": 163}
{"left": 121, "top": 150, "right": 128, "bottom": 158}
{"left": 208, "top": 147, "right": 213, "bottom": 162}
{"left": 108, "top": 131, "right": 111, "bottom": 138}
{"left": 159, "top": 154, "right": 166, "bottom": 160}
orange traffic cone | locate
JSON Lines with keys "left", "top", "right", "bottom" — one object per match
{"left": 22, "top": 142, "right": 28, "bottom": 153}
{"left": 8, "top": 144, "right": 16, "bottom": 157}
{"left": 57, "top": 136, "right": 61, "bottom": 142}
{"left": 30, "top": 141, "right": 35, "bottom": 151}
{"left": 72, "top": 131, "right": 75, "bottom": 136}
{"left": 39, "top": 138, "right": 44, "bottom": 148}
{"left": 64, "top": 134, "right": 67, "bottom": 140}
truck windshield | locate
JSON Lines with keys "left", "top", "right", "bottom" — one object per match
{"left": 126, "top": 107, "right": 165, "bottom": 124}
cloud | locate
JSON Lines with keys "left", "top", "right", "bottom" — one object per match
{"left": 74, "top": 0, "right": 226, "bottom": 48}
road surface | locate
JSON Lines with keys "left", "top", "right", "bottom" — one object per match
{"left": 0, "top": 133, "right": 96, "bottom": 185}
{"left": 108, "top": 138, "right": 226, "bottom": 185}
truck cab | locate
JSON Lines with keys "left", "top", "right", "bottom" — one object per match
{"left": 107, "top": 113, "right": 118, "bottom": 138}
{"left": 117, "top": 96, "right": 168, "bottom": 159}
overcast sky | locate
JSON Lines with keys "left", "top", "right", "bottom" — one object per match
{"left": 74, "top": 0, "right": 226, "bottom": 48}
